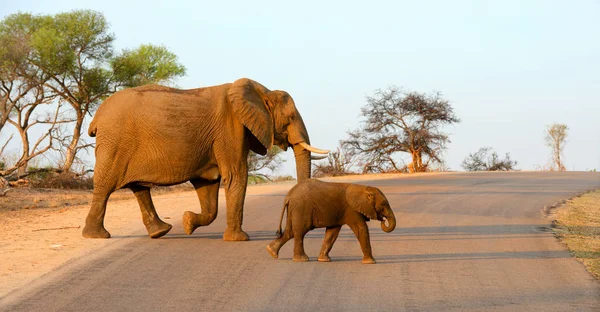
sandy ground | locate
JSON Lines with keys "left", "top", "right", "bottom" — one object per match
{"left": 0, "top": 173, "right": 408, "bottom": 298}
{"left": 0, "top": 190, "right": 164, "bottom": 297}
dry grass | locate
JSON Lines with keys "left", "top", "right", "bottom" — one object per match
{"left": 553, "top": 189, "right": 600, "bottom": 279}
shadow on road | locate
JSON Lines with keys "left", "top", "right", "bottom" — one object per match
{"left": 324, "top": 250, "right": 571, "bottom": 264}
{"left": 157, "top": 230, "right": 277, "bottom": 241}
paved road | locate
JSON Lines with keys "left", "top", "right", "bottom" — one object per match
{"left": 2, "top": 172, "right": 600, "bottom": 311}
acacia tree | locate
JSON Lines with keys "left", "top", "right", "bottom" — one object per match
{"left": 545, "top": 123, "right": 568, "bottom": 171}
{"left": 343, "top": 86, "right": 459, "bottom": 173}
{"left": 38, "top": 10, "right": 186, "bottom": 172}
{"left": 0, "top": 10, "right": 186, "bottom": 176}
{"left": 0, "top": 13, "right": 67, "bottom": 177}
{"left": 461, "top": 147, "right": 517, "bottom": 171}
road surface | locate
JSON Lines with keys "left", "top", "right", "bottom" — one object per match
{"left": 2, "top": 172, "right": 600, "bottom": 311}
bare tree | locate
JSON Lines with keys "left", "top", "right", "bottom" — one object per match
{"left": 1, "top": 100, "right": 67, "bottom": 178}
{"left": 461, "top": 147, "right": 517, "bottom": 171}
{"left": 247, "top": 146, "right": 285, "bottom": 181}
{"left": 545, "top": 123, "right": 568, "bottom": 171}
{"left": 343, "top": 86, "right": 460, "bottom": 173}
{"left": 312, "top": 146, "right": 356, "bottom": 177}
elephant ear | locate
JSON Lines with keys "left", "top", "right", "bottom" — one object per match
{"left": 346, "top": 185, "right": 378, "bottom": 220}
{"left": 228, "top": 78, "right": 274, "bottom": 155}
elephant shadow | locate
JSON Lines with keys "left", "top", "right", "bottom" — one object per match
{"left": 298, "top": 223, "right": 574, "bottom": 263}
{"left": 157, "top": 230, "right": 277, "bottom": 241}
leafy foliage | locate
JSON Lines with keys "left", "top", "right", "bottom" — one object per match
{"left": 461, "top": 147, "right": 518, "bottom": 171}
{"left": 343, "top": 86, "right": 459, "bottom": 173}
{"left": 0, "top": 10, "right": 186, "bottom": 177}
{"left": 112, "top": 44, "right": 186, "bottom": 88}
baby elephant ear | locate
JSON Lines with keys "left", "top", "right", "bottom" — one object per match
{"left": 346, "top": 184, "right": 378, "bottom": 220}
{"left": 228, "top": 78, "right": 274, "bottom": 155}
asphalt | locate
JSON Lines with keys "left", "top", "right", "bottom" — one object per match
{"left": 2, "top": 172, "right": 600, "bottom": 311}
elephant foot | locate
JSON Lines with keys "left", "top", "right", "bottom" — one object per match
{"left": 266, "top": 244, "right": 279, "bottom": 259}
{"left": 293, "top": 254, "right": 309, "bottom": 262}
{"left": 82, "top": 224, "right": 111, "bottom": 239}
{"left": 317, "top": 255, "right": 331, "bottom": 262}
{"left": 147, "top": 221, "right": 172, "bottom": 239}
{"left": 223, "top": 228, "right": 250, "bottom": 241}
{"left": 182, "top": 211, "right": 199, "bottom": 235}
{"left": 362, "top": 257, "right": 376, "bottom": 264}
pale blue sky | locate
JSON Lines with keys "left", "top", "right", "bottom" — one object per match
{"left": 2, "top": 0, "right": 599, "bottom": 175}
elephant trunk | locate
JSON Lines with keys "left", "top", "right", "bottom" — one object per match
{"left": 380, "top": 207, "right": 396, "bottom": 233}
{"left": 293, "top": 144, "right": 311, "bottom": 182}
{"left": 288, "top": 112, "right": 329, "bottom": 182}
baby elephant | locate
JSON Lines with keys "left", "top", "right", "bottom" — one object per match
{"left": 266, "top": 179, "right": 396, "bottom": 264}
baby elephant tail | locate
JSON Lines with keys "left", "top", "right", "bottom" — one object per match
{"left": 276, "top": 198, "right": 289, "bottom": 238}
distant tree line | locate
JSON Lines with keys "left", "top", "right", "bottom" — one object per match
{"left": 311, "top": 88, "right": 570, "bottom": 176}
{"left": 0, "top": 10, "right": 185, "bottom": 180}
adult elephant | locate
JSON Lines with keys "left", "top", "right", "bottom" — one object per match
{"left": 83, "top": 78, "right": 329, "bottom": 241}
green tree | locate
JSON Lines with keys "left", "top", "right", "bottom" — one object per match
{"left": 38, "top": 10, "right": 186, "bottom": 172}
{"left": 0, "top": 13, "right": 65, "bottom": 177}
{"left": 0, "top": 10, "right": 186, "bottom": 173}
{"left": 112, "top": 44, "right": 186, "bottom": 88}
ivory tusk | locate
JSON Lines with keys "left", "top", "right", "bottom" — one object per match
{"left": 311, "top": 155, "right": 328, "bottom": 160}
{"left": 298, "top": 142, "right": 330, "bottom": 154}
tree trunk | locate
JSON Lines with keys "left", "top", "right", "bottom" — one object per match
{"left": 17, "top": 129, "right": 29, "bottom": 177}
{"left": 409, "top": 150, "right": 426, "bottom": 173}
{"left": 62, "top": 117, "right": 83, "bottom": 172}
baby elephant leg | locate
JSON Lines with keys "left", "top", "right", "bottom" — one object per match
{"left": 318, "top": 226, "right": 342, "bottom": 262}
{"left": 266, "top": 230, "right": 293, "bottom": 259}
{"left": 349, "top": 223, "right": 376, "bottom": 264}
{"left": 292, "top": 228, "right": 309, "bottom": 262}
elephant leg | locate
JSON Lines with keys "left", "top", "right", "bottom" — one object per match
{"left": 82, "top": 187, "right": 113, "bottom": 238}
{"left": 222, "top": 170, "right": 249, "bottom": 241}
{"left": 292, "top": 228, "right": 309, "bottom": 262}
{"left": 131, "top": 185, "right": 172, "bottom": 238}
{"left": 266, "top": 230, "right": 293, "bottom": 259}
{"left": 183, "top": 179, "right": 219, "bottom": 235}
{"left": 348, "top": 222, "right": 376, "bottom": 264}
{"left": 318, "top": 226, "right": 342, "bottom": 262}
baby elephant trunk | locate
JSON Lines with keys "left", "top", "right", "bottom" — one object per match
{"left": 380, "top": 207, "right": 396, "bottom": 233}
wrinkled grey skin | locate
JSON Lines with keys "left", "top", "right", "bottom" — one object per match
{"left": 266, "top": 179, "right": 396, "bottom": 264}
{"left": 83, "top": 78, "right": 327, "bottom": 241}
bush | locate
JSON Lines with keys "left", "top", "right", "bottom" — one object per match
{"left": 29, "top": 172, "right": 94, "bottom": 189}
{"left": 461, "top": 147, "right": 517, "bottom": 171}
{"left": 272, "top": 175, "right": 294, "bottom": 182}
{"left": 312, "top": 147, "right": 356, "bottom": 177}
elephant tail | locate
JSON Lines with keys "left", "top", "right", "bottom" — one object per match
{"left": 276, "top": 198, "right": 289, "bottom": 238}
{"left": 88, "top": 117, "right": 98, "bottom": 137}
